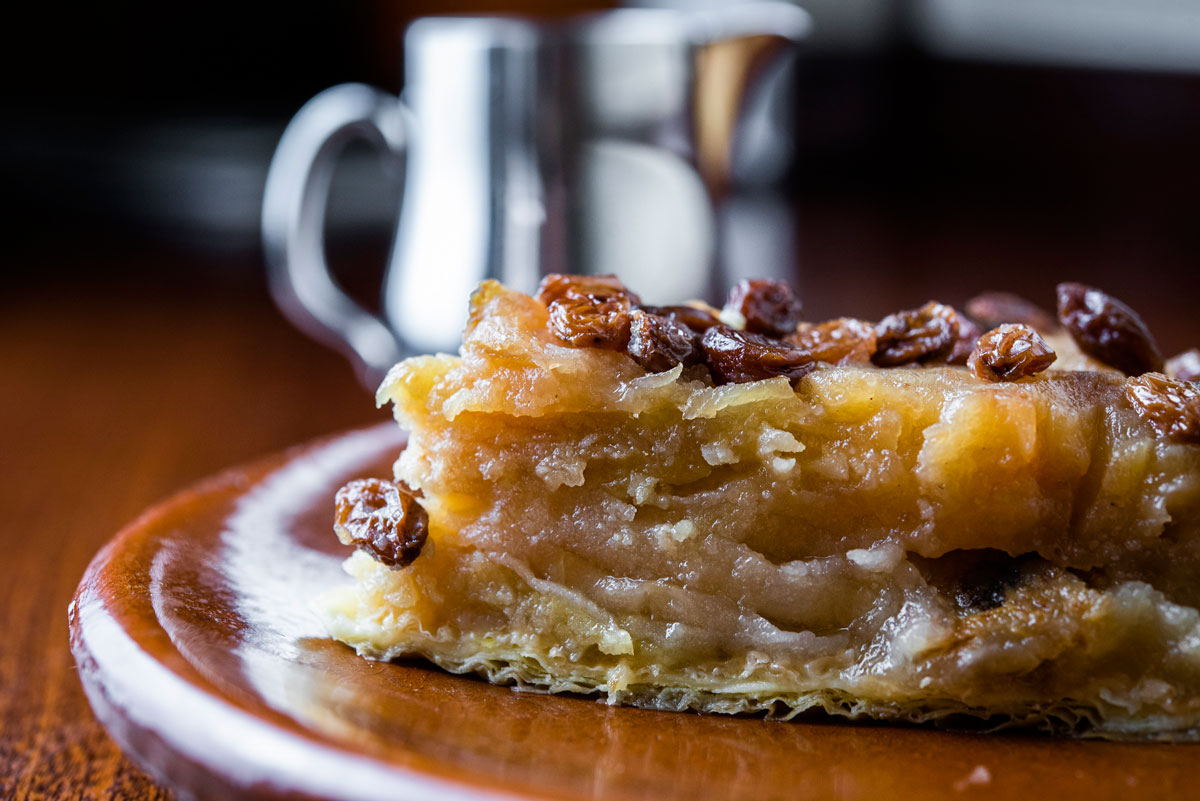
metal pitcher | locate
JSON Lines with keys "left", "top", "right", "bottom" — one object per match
{"left": 262, "top": 4, "right": 809, "bottom": 382}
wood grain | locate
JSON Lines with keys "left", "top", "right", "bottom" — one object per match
{"left": 0, "top": 258, "right": 383, "bottom": 800}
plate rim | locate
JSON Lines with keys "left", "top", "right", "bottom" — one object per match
{"left": 69, "top": 423, "right": 538, "bottom": 801}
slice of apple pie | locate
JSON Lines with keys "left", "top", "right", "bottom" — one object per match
{"left": 320, "top": 275, "right": 1200, "bottom": 740}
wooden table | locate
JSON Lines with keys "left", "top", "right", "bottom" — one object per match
{"left": 3, "top": 217, "right": 1197, "bottom": 799}
{"left": 0, "top": 249, "right": 385, "bottom": 800}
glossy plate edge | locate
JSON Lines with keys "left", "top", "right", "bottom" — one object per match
{"left": 68, "top": 425, "right": 527, "bottom": 801}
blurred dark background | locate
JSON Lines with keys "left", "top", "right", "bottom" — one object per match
{"left": 3, "top": 0, "right": 1198, "bottom": 352}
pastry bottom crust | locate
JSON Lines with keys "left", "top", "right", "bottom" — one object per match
{"left": 323, "top": 551, "right": 1200, "bottom": 741}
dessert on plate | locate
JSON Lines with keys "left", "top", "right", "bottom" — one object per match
{"left": 320, "top": 274, "right": 1200, "bottom": 740}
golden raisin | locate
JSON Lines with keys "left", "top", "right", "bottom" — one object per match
{"left": 1056, "top": 282, "right": 1163, "bottom": 375}
{"left": 968, "top": 324, "right": 1057, "bottom": 382}
{"left": 1125, "top": 372, "right": 1200, "bottom": 444}
{"left": 723, "top": 279, "right": 803, "bottom": 338}
{"left": 535, "top": 273, "right": 641, "bottom": 307}
{"left": 539, "top": 274, "right": 641, "bottom": 350}
{"left": 966, "top": 291, "right": 1060, "bottom": 333}
{"left": 547, "top": 288, "right": 634, "bottom": 349}
{"left": 786, "top": 318, "right": 877, "bottom": 365}
{"left": 627, "top": 309, "right": 702, "bottom": 373}
{"left": 1166, "top": 348, "right": 1200, "bottom": 383}
{"left": 700, "top": 325, "right": 816, "bottom": 386}
{"left": 334, "top": 478, "right": 429, "bottom": 568}
{"left": 872, "top": 301, "right": 974, "bottom": 367}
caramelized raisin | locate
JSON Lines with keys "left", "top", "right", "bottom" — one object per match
{"left": 786, "top": 318, "right": 877, "bottom": 365}
{"left": 966, "top": 291, "right": 1060, "bottom": 333}
{"left": 535, "top": 273, "right": 641, "bottom": 307}
{"left": 871, "top": 301, "right": 973, "bottom": 367}
{"left": 700, "top": 325, "right": 816, "bottom": 386}
{"left": 546, "top": 288, "right": 634, "bottom": 349}
{"left": 539, "top": 274, "right": 640, "bottom": 349}
{"left": 968, "top": 324, "right": 1057, "bottom": 382}
{"left": 334, "top": 478, "right": 429, "bottom": 568}
{"left": 1125, "top": 373, "right": 1200, "bottom": 444}
{"left": 945, "top": 317, "right": 982, "bottom": 366}
{"left": 641, "top": 304, "right": 721, "bottom": 333}
{"left": 1166, "top": 348, "right": 1200, "bottom": 383}
{"left": 1056, "top": 282, "right": 1163, "bottom": 375}
{"left": 627, "top": 309, "right": 702, "bottom": 372}
{"left": 723, "top": 279, "right": 803, "bottom": 338}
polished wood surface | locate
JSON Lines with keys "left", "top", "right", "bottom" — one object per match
{"left": 2, "top": 228, "right": 1197, "bottom": 799}
{"left": 1, "top": 258, "right": 385, "bottom": 800}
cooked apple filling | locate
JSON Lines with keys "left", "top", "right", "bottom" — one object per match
{"left": 320, "top": 277, "right": 1200, "bottom": 739}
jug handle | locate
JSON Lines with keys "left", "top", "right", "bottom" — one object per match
{"left": 262, "top": 83, "right": 410, "bottom": 386}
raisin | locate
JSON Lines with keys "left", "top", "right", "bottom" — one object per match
{"left": 700, "top": 325, "right": 816, "bottom": 386}
{"left": 966, "top": 291, "right": 1060, "bottom": 333}
{"left": 1166, "top": 348, "right": 1200, "bottom": 383}
{"left": 538, "top": 274, "right": 641, "bottom": 349}
{"left": 546, "top": 288, "right": 634, "bottom": 349}
{"left": 946, "top": 317, "right": 982, "bottom": 366}
{"left": 871, "top": 301, "right": 973, "bottom": 367}
{"left": 968, "top": 323, "right": 1057, "bottom": 382}
{"left": 334, "top": 478, "right": 429, "bottom": 568}
{"left": 1056, "top": 282, "right": 1163, "bottom": 375}
{"left": 1125, "top": 373, "right": 1200, "bottom": 444}
{"left": 627, "top": 309, "right": 702, "bottom": 372}
{"left": 535, "top": 273, "right": 641, "bottom": 307}
{"left": 914, "top": 550, "right": 1044, "bottom": 614}
{"left": 786, "top": 318, "right": 877, "bottom": 365}
{"left": 641, "top": 304, "right": 721, "bottom": 333}
{"left": 723, "top": 279, "right": 803, "bottom": 338}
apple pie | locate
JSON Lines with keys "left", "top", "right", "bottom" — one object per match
{"left": 320, "top": 275, "right": 1200, "bottom": 740}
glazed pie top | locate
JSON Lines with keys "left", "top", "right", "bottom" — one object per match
{"left": 321, "top": 276, "right": 1200, "bottom": 739}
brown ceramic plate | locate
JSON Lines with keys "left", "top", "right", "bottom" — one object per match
{"left": 71, "top": 424, "right": 1197, "bottom": 801}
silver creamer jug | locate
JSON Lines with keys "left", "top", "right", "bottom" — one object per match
{"left": 262, "top": 4, "right": 809, "bottom": 382}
